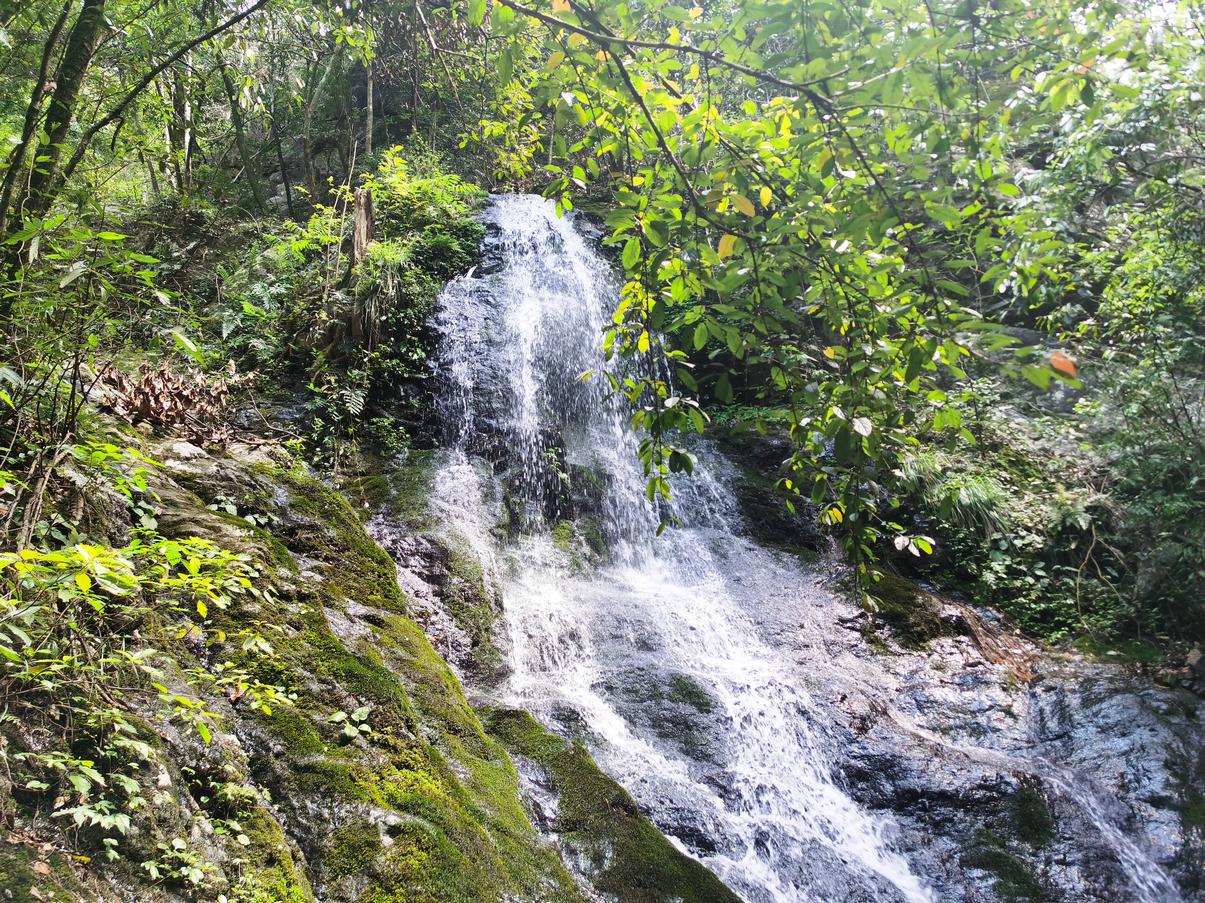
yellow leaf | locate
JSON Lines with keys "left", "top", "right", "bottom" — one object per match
{"left": 637, "top": 331, "right": 651, "bottom": 353}
{"left": 823, "top": 346, "right": 837, "bottom": 359}
{"left": 689, "top": 5, "right": 703, "bottom": 17}
{"left": 568, "top": 32, "right": 585, "bottom": 47}
{"left": 546, "top": 51, "right": 566, "bottom": 71}
{"left": 733, "top": 194, "right": 755, "bottom": 216}
{"left": 552, "top": 0, "right": 571, "bottom": 11}
{"left": 75, "top": 572, "right": 92, "bottom": 593}
{"left": 718, "top": 234, "right": 737, "bottom": 258}
{"left": 760, "top": 186, "right": 772, "bottom": 207}
{"left": 595, "top": 50, "right": 608, "bottom": 61}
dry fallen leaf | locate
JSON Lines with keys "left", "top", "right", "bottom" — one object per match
{"left": 1050, "top": 350, "right": 1077, "bottom": 377}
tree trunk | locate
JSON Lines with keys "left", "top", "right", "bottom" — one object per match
{"left": 218, "top": 55, "right": 266, "bottom": 212}
{"left": 158, "top": 78, "right": 183, "bottom": 191}
{"left": 302, "top": 60, "right": 320, "bottom": 198}
{"left": 365, "top": 58, "right": 374, "bottom": 159}
{"left": 269, "top": 84, "right": 297, "bottom": 218}
{"left": 352, "top": 186, "right": 373, "bottom": 266}
{"left": 0, "top": 0, "right": 72, "bottom": 240}
{"left": 23, "top": 0, "right": 107, "bottom": 218}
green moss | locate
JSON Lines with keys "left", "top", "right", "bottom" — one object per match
{"left": 267, "top": 467, "right": 408, "bottom": 615}
{"left": 345, "top": 449, "right": 438, "bottom": 530}
{"left": 440, "top": 538, "right": 506, "bottom": 681}
{"left": 211, "top": 508, "right": 298, "bottom": 572}
{"left": 290, "top": 759, "right": 370, "bottom": 802}
{"left": 0, "top": 844, "right": 90, "bottom": 903}
{"left": 1070, "top": 635, "right": 1165, "bottom": 664}
{"left": 230, "top": 869, "right": 312, "bottom": 903}
{"left": 327, "top": 820, "right": 384, "bottom": 879}
{"left": 870, "top": 574, "right": 947, "bottom": 647}
{"left": 669, "top": 674, "right": 715, "bottom": 714}
{"left": 551, "top": 520, "right": 575, "bottom": 551}
{"left": 232, "top": 467, "right": 580, "bottom": 902}
{"left": 485, "top": 708, "right": 740, "bottom": 903}
{"left": 578, "top": 515, "right": 607, "bottom": 557}
{"left": 1011, "top": 778, "right": 1054, "bottom": 847}
{"left": 961, "top": 841, "right": 1047, "bottom": 901}
{"left": 253, "top": 704, "right": 325, "bottom": 757}
{"left": 232, "top": 808, "right": 313, "bottom": 901}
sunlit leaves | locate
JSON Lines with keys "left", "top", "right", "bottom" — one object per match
{"left": 492, "top": 0, "right": 1169, "bottom": 580}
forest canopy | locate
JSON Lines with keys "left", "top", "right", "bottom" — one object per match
{"left": 1, "top": 0, "right": 1202, "bottom": 645}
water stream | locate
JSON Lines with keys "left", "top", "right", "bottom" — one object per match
{"left": 420, "top": 194, "right": 1190, "bottom": 902}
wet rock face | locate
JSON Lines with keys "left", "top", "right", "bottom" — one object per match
{"left": 368, "top": 518, "right": 510, "bottom": 685}
{"left": 711, "top": 426, "right": 823, "bottom": 552}
{"left": 818, "top": 610, "right": 1205, "bottom": 903}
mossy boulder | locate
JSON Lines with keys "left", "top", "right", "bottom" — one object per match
{"left": 484, "top": 708, "right": 740, "bottom": 903}
{"left": 870, "top": 574, "right": 948, "bottom": 647}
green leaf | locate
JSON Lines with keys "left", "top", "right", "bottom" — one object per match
{"left": 715, "top": 373, "right": 733, "bottom": 403}
{"left": 622, "top": 237, "right": 641, "bottom": 270}
{"left": 172, "top": 331, "right": 205, "bottom": 367}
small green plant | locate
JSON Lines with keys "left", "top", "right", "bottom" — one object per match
{"left": 207, "top": 494, "right": 277, "bottom": 529}
{"left": 0, "top": 530, "right": 287, "bottom": 862}
{"left": 142, "top": 837, "right": 213, "bottom": 888}
{"left": 329, "top": 704, "right": 373, "bottom": 740}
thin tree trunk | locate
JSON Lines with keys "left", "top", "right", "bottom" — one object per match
{"left": 159, "top": 77, "right": 183, "bottom": 190}
{"left": 20, "top": 0, "right": 107, "bottom": 220}
{"left": 0, "top": 1, "right": 72, "bottom": 240}
{"left": 23, "top": 0, "right": 108, "bottom": 216}
{"left": 269, "top": 85, "right": 297, "bottom": 218}
{"left": 302, "top": 60, "right": 320, "bottom": 198}
{"left": 365, "top": 58, "right": 374, "bottom": 159}
{"left": 218, "top": 55, "right": 266, "bottom": 212}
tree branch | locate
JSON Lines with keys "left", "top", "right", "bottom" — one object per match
{"left": 54, "top": 0, "right": 274, "bottom": 195}
{"left": 495, "top": 0, "right": 835, "bottom": 104}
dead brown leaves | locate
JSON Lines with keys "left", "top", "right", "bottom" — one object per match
{"left": 95, "top": 360, "right": 253, "bottom": 446}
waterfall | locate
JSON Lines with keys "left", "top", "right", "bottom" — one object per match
{"left": 424, "top": 194, "right": 1185, "bottom": 903}
{"left": 429, "top": 194, "right": 931, "bottom": 902}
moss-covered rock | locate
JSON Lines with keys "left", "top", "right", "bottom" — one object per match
{"left": 0, "top": 843, "right": 96, "bottom": 903}
{"left": 960, "top": 833, "right": 1048, "bottom": 901}
{"left": 1010, "top": 777, "right": 1054, "bottom": 848}
{"left": 869, "top": 574, "right": 948, "bottom": 647}
{"left": 484, "top": 708, "right": 740, "bottom": 903}
{"left": 231, "top": 466, "right": 582, "bottom": 903}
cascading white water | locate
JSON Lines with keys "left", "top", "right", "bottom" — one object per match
{"left": 425, "top": 194, "right": 1186, "bottom": 903}
{"left": 430, "top": 194, "right": 931, "bottom": 902}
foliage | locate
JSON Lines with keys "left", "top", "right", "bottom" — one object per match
{"left": 0, "top": 523, "right": 289, "bottom": 862}
{"left": 253, "top": 145, "right": 485, "bottom": 468}
{"left": 364, "top": 145, "right": 488, "bottom": 238}
{"left": 481, "top": 0, "right": 1203, "bottom": 641}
